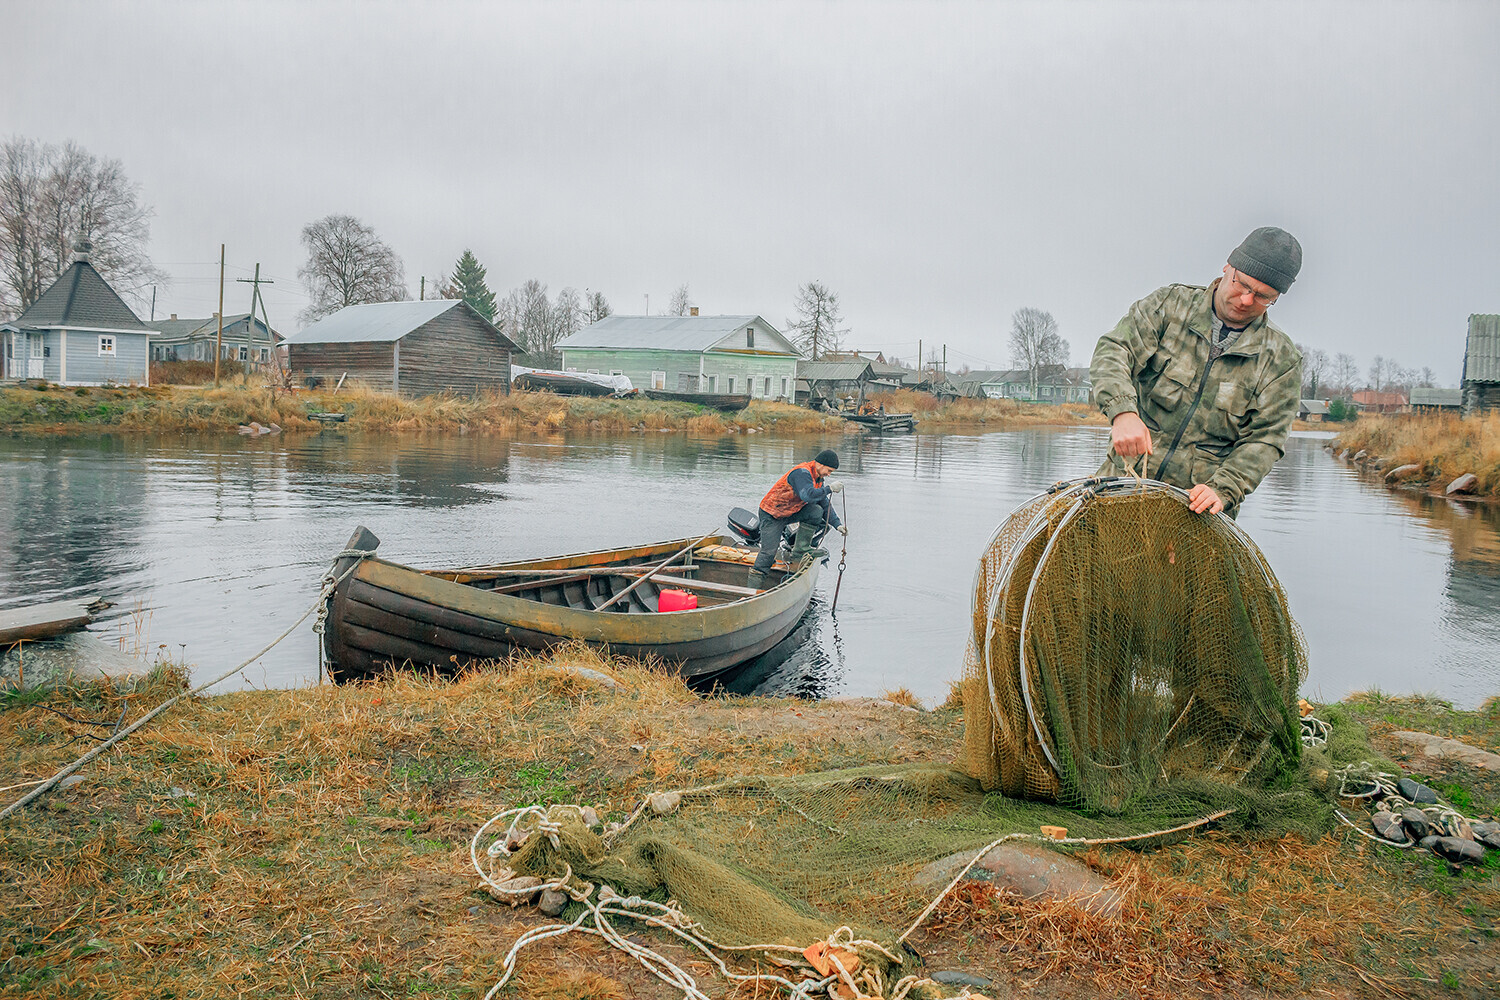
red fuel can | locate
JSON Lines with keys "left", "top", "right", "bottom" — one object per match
{"left": 657, "top": 589, "right": 698, "bottom": 612}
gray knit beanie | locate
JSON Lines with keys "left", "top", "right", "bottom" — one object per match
{"left": 1227, "top": 226, "right": 1302, "bottom": 293}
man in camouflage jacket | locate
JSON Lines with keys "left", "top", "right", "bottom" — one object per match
{"left": 1090, "top": 227, "right": 1304, "bottom": 516}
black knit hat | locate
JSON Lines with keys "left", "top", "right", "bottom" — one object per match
{"left": 814, "top": 449, "right": 839, "bottom": 469}
{"left": 1227, "top": 226, "right": 1302, "bottom": 294}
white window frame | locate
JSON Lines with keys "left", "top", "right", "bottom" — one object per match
{"left": 651, "top": 370, "right": 667, "bottom": 390}
{"left": 707, "top": 374, "right": 718, "bottom": 392}
{"left": 746, "top": 327, "right": 755, "bottom": 348}
{"left": 97, "top": 335, "right": 116, "bottom": 357}
{"left": 238, "top": 345, "right": 249, "bottom": 361}
{"left": 610, "top": 369, "right": 623, "bottom": 376}
{"left": 727, "top": 376, "right": 736, "bottom": 394}
{"left": 259, "top": 347, "right": 270, "bottom": 361}
{"left": 31, "top": 336, "right": 46, "bottom": 359}
{"left": 781, "top": 376, "right": 789, "bottom": 398}
{"left": 763, "top": 376, "right": 771, "bottom": 396}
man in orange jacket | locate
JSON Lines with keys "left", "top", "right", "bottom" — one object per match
{"left": 748, "top": 449, "right": 845, "bottom": 590}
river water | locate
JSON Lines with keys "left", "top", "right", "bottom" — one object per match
{"left": 0, "top": 429, "right": 1495, "bottom": 707}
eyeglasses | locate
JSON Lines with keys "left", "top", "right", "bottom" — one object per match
{"left": 1227, "top": 269, "right": 1278, "bottom": 306}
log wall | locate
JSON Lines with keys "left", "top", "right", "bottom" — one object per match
{"left": 398, "top": 306, "right": 512, "bottom": 397}
{"left": 288, "top": 341, "right": 396, "bottom": 392}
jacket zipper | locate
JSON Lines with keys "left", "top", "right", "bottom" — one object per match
{"left": 1154, "top": 346, "right": 1217, "bottom": 482}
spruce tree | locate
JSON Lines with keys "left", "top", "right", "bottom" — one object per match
{"left": 451, "top": 249, "right": 497, "bottom": 323}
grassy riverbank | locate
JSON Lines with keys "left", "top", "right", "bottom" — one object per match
{"left": 1, "top": 652, "right": 1495, "bottom": 999}
{"left": 0, "top": 383, "right": 1105, "bottom": 438}
{"left": 1334, "top": 412, "right": 1500, "bottom": 498}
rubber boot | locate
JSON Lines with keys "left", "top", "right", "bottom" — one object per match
{"left": 788, "top": 522, "right": 828, "bottom": 563}
{"left": 746, "top": 569, "right": 766, "bottom": 591}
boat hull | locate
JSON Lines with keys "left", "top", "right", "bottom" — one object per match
{"left": 641, "top": 390, "right": 752, "bottom": 412}
{"left": 321, "top": 530, "right": 820, "bottom": 682}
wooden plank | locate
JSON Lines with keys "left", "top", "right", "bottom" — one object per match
{"left": 0, "top": 597, "right": 99, "bottom": 645}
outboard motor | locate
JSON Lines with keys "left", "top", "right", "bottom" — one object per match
{"left": 726, "top": 506, "right": 829, "bottom": 551}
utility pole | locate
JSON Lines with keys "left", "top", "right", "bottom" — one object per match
{"left": 644, "top": 293, "right": 649, "bottom": 316}
{"left": 917, "top": 338, "right": 922, "bottom": 384}
{"left": 149, "top": 285, "right": 156, "bottom": 322}
{"left": 942, "top": 344, "right": 947, "bottom": 383}
{"left": 235, "top": 264, "right": 274, "bottom": 379}
{"left": 214, "top": 244, "right": 225, "bottom": 387}
{"left": 420, "top": 276, "right": 425, "bottom": 301}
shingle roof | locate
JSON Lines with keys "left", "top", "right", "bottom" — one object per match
{"left": 797, "top": 360, "right": 873, "bottom": 381}
{"left": 1410, "top": 387, "right": 1462, "bottom": 407}
{"left": 14, "top": 261, "right": 149, "bottom": 332}
{"left": 283, "top": 300, "right": 468, "bottom": 344}
{"left": 1464, "top": 314, "right": 1500, "bottom": 383}
{"left": 558, "top": 314, "right": 797, "bottom": 354}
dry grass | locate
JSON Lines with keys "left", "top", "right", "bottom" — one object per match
{"left": 864, "top": 389, "right": 1105, "bottom": 431}
{"left": 882, "top": 687, "right": 923, "bottom": 709}
{"left": 1334, "top": 412, "right": 1500, "bottom": 497}
{"left": 0, "top": 383, "right": 847, "bottom": 438}
{"left": 2, "top": 659, "right": 1495, "bottom": 999}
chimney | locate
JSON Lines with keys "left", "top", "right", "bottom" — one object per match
{"left": 170, "top": 313, "right": 177, "bottom": 321}
{"left": 71, "top": 239, "right": 93, "bottom": 263}
{"left": 690, "top": 306, "right": 699, "bottom": 316}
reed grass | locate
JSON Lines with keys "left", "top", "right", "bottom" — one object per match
{"left": 865, "top": 389, "right": 1105, "bottom": 430}
{"left": 1334, "top": 412, "right": 1500, "bottom": 497}
{"left": 2, "top": 657, "right": 1494, "bottom": 999}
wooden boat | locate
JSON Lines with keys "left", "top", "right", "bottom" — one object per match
{"left": 640, "top": 390, "right": 752, "bottom": 412}
{"left": 320, "top": 528, "right": 820, "bottom": 682}
{"left": 512, "top": 371, "right": 622, "bottom": 397}
{"left": 0, "top": 597, "right": 100, "bottom": 647}
{"left": 843, "top": 411, "right": 917, "bottom": 433}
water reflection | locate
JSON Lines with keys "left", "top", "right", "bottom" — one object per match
{"left": 0, "top": 429, "right": 1495, "bottom": 707}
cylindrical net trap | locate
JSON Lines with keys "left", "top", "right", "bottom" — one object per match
{"left": 961, "top": 478, "right": 1308, "bottom": 812}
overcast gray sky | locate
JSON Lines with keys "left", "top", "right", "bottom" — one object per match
{"left": 4, "top": 0, "right": 1496, "bottom": 381}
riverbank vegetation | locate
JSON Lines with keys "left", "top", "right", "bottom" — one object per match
{"left": 1, "top": 383, "right": 1106, "bottom": 438}
{"left": 1334, "top": 412, "right": 1500, "bottom": 498}
{"left": 1, "top": 649, "right": 1494, "bottom": 999}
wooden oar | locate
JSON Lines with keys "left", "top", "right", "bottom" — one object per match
{"left": 595, "top": 533, "right": 719, "bottom": 612}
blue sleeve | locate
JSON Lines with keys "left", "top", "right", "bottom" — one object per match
{"left": 786, "top": 468, "right": 830, "bottom": 505}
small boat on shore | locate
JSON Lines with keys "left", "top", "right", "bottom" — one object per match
{"left": 0, "top": 597, "right": 101, "bottom": 647}
{"left": 640, "top": 390, "right": 752, "bottom": 412}
{"left": 319, "top": 527, "right": 819, "bottom": 682}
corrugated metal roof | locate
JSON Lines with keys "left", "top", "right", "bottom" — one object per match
{"left": 1464, "top": 314, "right": 1500, "bottom": 383}
{"left": 1299, "top": 398, "right": 1331, "bottom": 414}
{"left": 1410, "top": 387, "right": 1462, "bottom": 407}
{"left": 557, "top": 314, "right": 796, "bottom": 354}
{"left": 146, "top": 314, "right": 276, "bottom": 341}
{"left": 14, "top": 260, "right": 150, "bottom": 332}
{"left": 283, "top": 300, "right": 461, "bottom": 344}
{"left": 797, "top": 360, "right": 873, "bottom": 381}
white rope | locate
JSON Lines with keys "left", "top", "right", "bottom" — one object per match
{"left": 0, "top": 551, "right": 373, "bottom": 822}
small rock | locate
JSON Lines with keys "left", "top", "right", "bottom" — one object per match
{"left": 932, "top": 971, "right": 994, "bottom": 988}
{"left": 503, "top": 828, "right": 528, "bottom": 852}
{"left": 648, "top": 791, "right": 681, "bottom": 816}
{"left": 1370, "top": 457, "right": 1388, "bottom": 469}
{"left": 1389, "top": 731, "right": 1500, "bottom": 775}
{"left": 580, "top": 806, "right": 600, "bottom": 828}
{"left": 1371, "top": 811, "right": 1409, "bottom": 843}
{"left": 168, "top": 786, "right": 189, "bottom": 798}
{"left": 1430, "top": 837, "right": 1486, "bottom": 865}
{"left": 537, "top": 889, "right": 569, "bottom": 916}
{"left": 267, "top": 423, "right": 282, "bottom": 434}
{"left": 1384, "top": 463, "right": 1421, "bottom": 483}
{"left": 1471, "top": 822, "right": 1500, "bottom": 849}
{"left": 468, "top": 905, "right": 481, "bottom": 916}
{"left": 236, "top": 425, "right": 253, "bottom": 435}
{"left": 1397, "top": 778, "right": 1439, "bottom": 804}
{"left": 59, "top": 775, "right": 86, "bottom": 790}
{"left": 1338, "top": 449, "right": 1350, "bottom": 460}
{"left": 1400, "top": 808, "right": 1433, "bottom": 839}
{"left": 487, "top": 876, "right": 543, "bottom": 905}
{"left": 1353, "top": 450, "right": 1367, "bottom": 461}
{"left": 1418, "top": 835, "right": 1441, "bottom": 852}
{"left": 914, "top": 842, "right": 1122, "bottom": 918}
{"left": 1446, "top": 473, "right": 1478, "bottom": 495}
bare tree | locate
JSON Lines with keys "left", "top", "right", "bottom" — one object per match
{"left": 667, "top": 282, "right": 692, "bottom": 316}
{"left": 786, "top": 280, "right": 846, "bottom": 358}
{"left": 551, "top": 286, "right": 583, "bottom": 348}
{"left": 584, "top": 289, "right": 611, "bottom": 324}
{"left": 1296, "top": 344, "right": 1331, "bottom": 397}
{"left": 1331, "top": 352, "right": 1359, "bottom": 397}
{"left": 510, "top": 279, "right": 553, "bottom": 357}
{"left": 297, "top": 214, "right": 407, "bottom": 323}
{"left": 1419, "top": 366, "right": 1437, "bottom": 388}
{"left": 0, "top": 136, "right": 163, "bottom": 311}
{"left": 1008, "top": 307, "right": 1069, "bottom": 397}
{"left": 1367, "top": 355, "right": 1389, "bottom": 393}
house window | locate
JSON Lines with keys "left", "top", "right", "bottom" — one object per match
{"left": 727, "top": 376, "right": 736, "bottom": 394}
{"left": 98, "top": 335, "right": 116, "bottom": 357}
{"left": 781, "top": 376, "right": 789, "bottom": 398}
{"left": 610, "top": 370, "right": 623, "bottom": 376}
{"left": 651, "top": 370, "right": 667, "bottom": 390}
{"left": 259, "top": 348, "right": 270, "bottom": 361}
{"left": 587, "top": 369, "right": 600, "bottom": 375}
{"left": 747, "top": 328, "right": 755, "bottom": 349}
{"left": 707, "top": 375, "right": 719, "bottom": 392}
{"left": 763, "top": 377, "right": 771, "bottom": 396}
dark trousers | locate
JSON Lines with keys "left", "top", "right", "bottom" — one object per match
{"left": 753, "top": 503, "right": 827, "bottom": 573}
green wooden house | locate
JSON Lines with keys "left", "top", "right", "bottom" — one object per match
{"left": 557, "top": 315, "right": 801, "bottom": 399}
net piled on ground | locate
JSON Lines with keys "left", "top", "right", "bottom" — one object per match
{"left": 961, "top": 478, "right": 1308, "bottom": 811}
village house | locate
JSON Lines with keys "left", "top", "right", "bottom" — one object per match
{"left": 795, "top": 359, "right": 875, "bottom": 407}
{"left": 1410, "top": 387, "right": 1463, "bottom": 414}
{"left": 147, "top": 313, "right": 279, "bottom": 363}
{"left": 557, "top": 314, "right": 800, "bottom": 398}
{"left": 1352, "top": 389, "right": 1408, "bottom": 413}
{"left": 1461, "top": 314, "right": 1499, "bottom": 415}
{"left": 1, "top": 242, "right": 154, "bottom": 385}
{"left": 1297, "top": 399, "right": 1330, "bottom": 422}
{"left": 955, "top": 365, "right": 1091, "bottom": 403}
{"left": 282, "top": 299, "right": 516, "bottom": 396}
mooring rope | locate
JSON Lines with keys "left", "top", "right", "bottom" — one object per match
{"left": 0, "top": 550, "right": 373, "bottom": 822}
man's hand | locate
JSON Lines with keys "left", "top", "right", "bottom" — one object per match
{"left": 825, "top": 479, "right": 843, "bottom": 493}
{"left": 1187, "top": 484, "right": 1225, "bottom": 514}
{"left": 837, "top": 525, "right": 848, "bottom": 537}
{"left": 1111, "top": 412, "right": 1153, "bottom": 457}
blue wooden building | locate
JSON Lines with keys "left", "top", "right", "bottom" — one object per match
{"left": 1, "top": 243, "right": 154, "bottom": 385}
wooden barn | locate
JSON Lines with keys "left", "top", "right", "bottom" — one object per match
{"left": 1462, "top": 314, "right": 1500, "bottom": 416}
{"left": 283, "top": 300, "right": 517, "bottom": 396}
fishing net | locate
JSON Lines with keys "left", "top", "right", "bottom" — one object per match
{"left": 476, "top": 479, "right": 1358, "bottom": 998}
